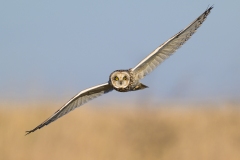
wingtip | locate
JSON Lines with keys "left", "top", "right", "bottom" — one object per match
{"left": 25, "top": 130, "right": 32, "bottom": 136}
{"left": 203, "top": 5, "right": 213, "bottom": 17}
{"left": 208, "top": 4, "right": 214, "bottom": 10}
{"left": 25, "top": 129, "right": 36, "bottom": 136}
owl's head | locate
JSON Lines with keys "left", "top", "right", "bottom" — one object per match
{"left": 110, "top": 70, "right": 131, "bottom": 89}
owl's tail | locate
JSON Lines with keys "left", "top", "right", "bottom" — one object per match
{"left": 140, "top": 83, "right": 148, "bottom": 89}
{"left": 133, "top": 83, "right": 148, "bottom": 91}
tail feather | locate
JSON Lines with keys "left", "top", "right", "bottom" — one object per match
{"left": 140, "top": 83, "right": 148, "bottom": 89}
{"left": 133, "top": 83, "right": 148, "bottom": 91}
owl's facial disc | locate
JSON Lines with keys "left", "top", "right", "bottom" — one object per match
{"left": 110, "top": 71, "right": 130, "bottom": 89}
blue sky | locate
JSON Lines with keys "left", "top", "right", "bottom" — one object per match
{"left": 1, "top": 1, "right": 240, "bottom": 104}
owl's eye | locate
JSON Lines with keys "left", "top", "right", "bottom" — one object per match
{"left": 123, "top": 76, "right": 127, "bottom": 80}
{"left": 114, "top": 76, "right": 119, "bottom": 81}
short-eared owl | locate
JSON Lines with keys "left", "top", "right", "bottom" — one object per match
{"left": 26, "top": 6, "right": 213, "bottom": 135}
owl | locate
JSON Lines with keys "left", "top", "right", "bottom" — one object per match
{"left": 26, "top": 6, "right": 213, "bottom": 135}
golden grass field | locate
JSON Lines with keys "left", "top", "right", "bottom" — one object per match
{"left": 0, "top": 101, "right": 240, "bottom": 160}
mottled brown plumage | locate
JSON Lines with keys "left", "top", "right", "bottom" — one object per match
{"left": 109, "top": 69, "right": 148, "bottom": 92}
{"left": 26, "top": 6, "right": 213, "bottom": 135}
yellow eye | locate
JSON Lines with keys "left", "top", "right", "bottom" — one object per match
{"left": 123, "top": 76, "right": 127, "bottom": 80}
{"left": 114, "top": 76, "right": 119, "bottom": 81}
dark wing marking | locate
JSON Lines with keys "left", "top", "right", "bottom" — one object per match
{"left": 26, "top": 83, "right": 113, "bottom": 135}
{"left": 132, "top": 6, "right": 213, "bottom": 80}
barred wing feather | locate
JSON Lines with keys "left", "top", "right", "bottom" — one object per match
{"left": 26, "top": 83, "right": 113, "bottom": 135}
{"left": 132, "top": 6, "right": 213, "bottom": 80}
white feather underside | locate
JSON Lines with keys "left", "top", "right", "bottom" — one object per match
{"left": 26, "top": 6, "right": 213, "bottom": 135}
{"left": 26, "top": 83, "right": 113, "bottom": 135}
{"left": 132, "top": 6, "right": 213, "bottom": 80}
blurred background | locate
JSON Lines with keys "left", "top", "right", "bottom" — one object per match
{"left": 1, "top": 1, "right": 240, "bottom": 160}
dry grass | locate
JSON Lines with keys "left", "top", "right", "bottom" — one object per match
{"left": 0, "top": 102, "right": 240, "bottom": 160}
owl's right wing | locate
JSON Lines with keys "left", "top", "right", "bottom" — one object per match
{"left": 26, "top": 83, "right": 113, "bottom": 135}
{"left": 132, "top": 6, "right": 213, "bottom": 80}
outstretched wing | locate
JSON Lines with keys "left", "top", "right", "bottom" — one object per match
{"left": 132, "top": 6, "right": 213, "bottom": 80}
{"left": 26, "top": 83, "right": 113, "bottom": 135}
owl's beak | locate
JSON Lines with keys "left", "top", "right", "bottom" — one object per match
{"left": 119, "top": 81, "right": 123, "bottom": 85}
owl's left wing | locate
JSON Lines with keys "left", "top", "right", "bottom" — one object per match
{"left": 132, "top": 6, "right": 213, "bottom": 80}
{"left": 26, "top": 83, "right": 113, "bottom": 135}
